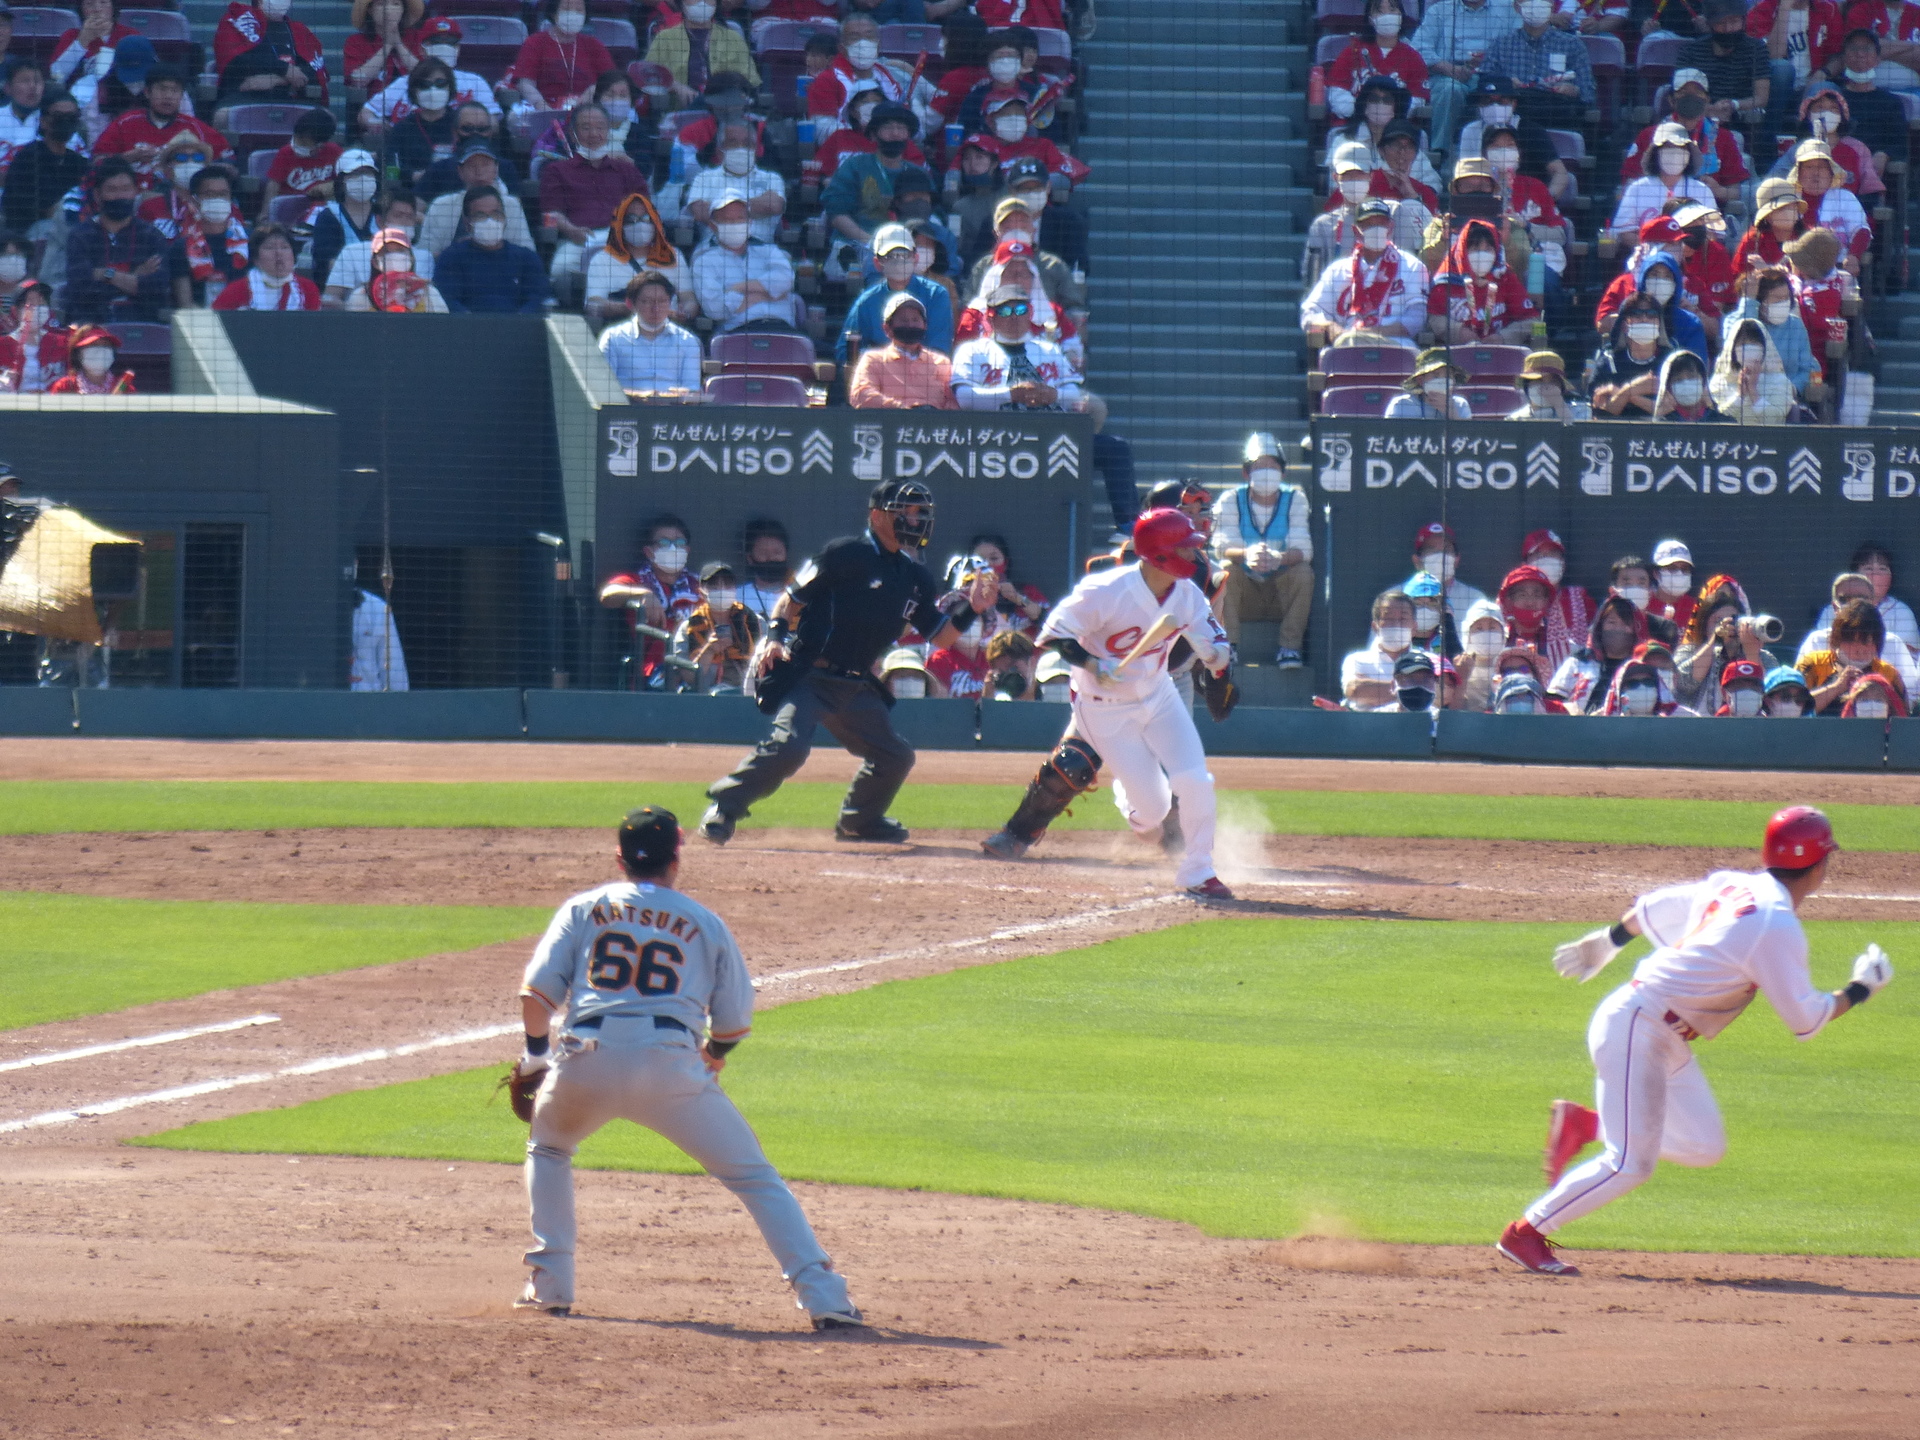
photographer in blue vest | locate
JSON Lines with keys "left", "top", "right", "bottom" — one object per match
{"left": 1208, "top": 432, "right": 1315, "bottom": 669}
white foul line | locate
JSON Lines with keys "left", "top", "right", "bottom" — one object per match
{"left": 0, "top": 894, "right": 1185, "bottom": 1135}
{"left": 0, "top": 1014, "right": 282, "bottom": 1074}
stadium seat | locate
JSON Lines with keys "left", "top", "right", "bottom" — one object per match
{"left": 507, "top": 107, "right": 567, "bottom": 150}
{"left": 1317, "top": 345, "right": 1417, "bottom": 381}
{"left": 268, "top": 194, "right": 314, "bottom": 225}
{"left": 426, "top": 0, "right": 526, "bottom": 16}
{"left": 586, "top": 0, "right": 629, "bottom": 14}
{"left": 704, "top": 372, "right": 811, "bottom": 406}
{"left": 1454, "top": 345, "right": 1529, "bottom": 382}
{"left": 1460, "top": 385, "right": 1523, "bottom": 417}
{"left": 449, "top": 14, "right": 528, "bottom": 81}
{"left": 1028, "top": 26, "right": 1073, "bottom": 76}
{"left": 6, "top": 7, "right": 80, "bottom": 63}
{"left": 710, "top": 330, "right": 817, "bottom": 368}
{"left": 1315, "top": 33, "right": 1351, "bottom": 66}
{"left": 1634, "top": 34, "right": 1685, "bottom": 118}
{"left": 1314, "top": 0, "right": 1369, "bottom": 35}
{"left": 114, "top": 322, "right": 172, "bottom": 393}
{"left": 879, "top": 22, "right": 944, "bottom": 61}
{"left": 223, "top": 104, "right": 305, "bottom": 159}
{"left": 755, "top": 22, "right": 836, "bottom": 117}
{"left": 246, "top": 149, "right": 278, "bottom": 181}
{"left": 587, "top": 16, "right": 637, "bottom": 66}
{"left": 1318, "top": 384, "right": 1396, "bottom": 416}
{"left": 117, "top": 8, "right": 196, "bottom": 66}
{"left": 1582, "top": 33, "right": 1626, "bottom": 125}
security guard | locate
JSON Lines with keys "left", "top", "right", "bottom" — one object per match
{"left": 700, "top": 480, "right": 998, "bottom": 844}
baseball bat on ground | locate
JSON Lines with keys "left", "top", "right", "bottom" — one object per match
{"left": 1112, "top": 614, "right": 1182, "bottom": 675}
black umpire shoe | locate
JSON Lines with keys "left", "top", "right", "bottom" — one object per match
{"left": 835, "top": 816, "right": 910, "bottom": 843}
{"left": 699, "top": 804, "right": 736, "bottom": 845}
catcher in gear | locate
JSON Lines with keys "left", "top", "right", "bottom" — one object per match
{"left": 509, "top": 806, "right": 865, "bottom": 1328}
{"left": 983, "top": 509, "right": 1237, "bottom": 900}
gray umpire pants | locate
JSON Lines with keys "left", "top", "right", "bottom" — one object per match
{"left": 524, "top": 1018, "right": 852, "bottom": 1317}
{"left": 707, "top": 670, "right": 915, "bottom": 828}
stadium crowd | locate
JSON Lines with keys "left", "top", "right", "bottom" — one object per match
{"left": 1303, "top": 0, "right": 1917, "bottom": 424}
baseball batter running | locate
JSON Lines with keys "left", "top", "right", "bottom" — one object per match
{"left": 1498, "top": 806, "right": 1895, "bottom": 1276}
{"left": 981, "top": 508, "right": 1239, "bottom": 900}
{"left": 507, "top": 806, "right": 864, "bottom": 1329}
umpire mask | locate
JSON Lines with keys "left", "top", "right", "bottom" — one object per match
{"left": 872, "top": 479, "right": 935, "bottom": 549}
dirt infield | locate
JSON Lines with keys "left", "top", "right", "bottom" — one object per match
{"left": 4, "top": 739, "right": 1918, "bottom": 1437}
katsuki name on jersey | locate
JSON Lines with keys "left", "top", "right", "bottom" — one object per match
{"left": 589, "top": 900, "right": 703, "bottom": 947}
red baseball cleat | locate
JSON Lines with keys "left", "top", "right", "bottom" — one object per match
{"left": 1497, "top": 1220, "right": 1581, "bottom": 1276}
{"left": 1543, "top": 1099, "right": 1599, "bottom": 1184}
{"left": 1186, "top": 877, "right": 1234, "bottom": 901}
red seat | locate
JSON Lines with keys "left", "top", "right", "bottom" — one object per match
{"left": 449, "top": 14, "right": 528, "bottom": 80}
{"left": 223, "top": 103, "right": 306, "bottom": 159}
{"left": 1313, "top": 0, "right": 1369, "bottom": 35}
{"left": 1318, "top": 345, "right": 1416, "bottom": 380}
{"left": 1318, "top": 384, "right": 1396, "bottom": 417}
{"left": 117, "top": 8, "right": 196, "bottom": 65}
{"left": 427, "top": 0, "right": 528, "bottom": 16}
{"left": 587, "top": 16, "right": 637, "bottom": 66}
{"left": 6, "top": 7, "right": 81, "bottom": 62}
{"left": 710, "top": 330, "right": 815, "bottom": 367}
{"left": 1453, "top": 344, "right": 1529, "bottom": 382}
{"left": 1461, "top": 385, "right": 1524, "bottom": 417}
{"left": 113, "top": 322, "right": 172, "bottom": 394}
{"left": 704, "top": 372, "right": 810, "bottom": 406}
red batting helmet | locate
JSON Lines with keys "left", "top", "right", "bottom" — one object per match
{"left": 1763, "top": 805, "right": 1839, "bottom": 870}
{"left": 1132, "top": 507, "right": 1205, "bottom": 580}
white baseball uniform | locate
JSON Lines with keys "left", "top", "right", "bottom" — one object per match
{"left": 1038, "top": 563, "right": 1231, "bottom": 889}
{"left": 518, "top": 879, "right": 854, "bottom": 1320}
{"left": 1527, "top": 870, "right": 1838, "bottom": 1235}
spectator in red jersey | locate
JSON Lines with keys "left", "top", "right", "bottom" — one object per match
{"left": 929, "top": 20, "right": 991, "bottom": 126}
{"left": 508, "top": 0, "right": 614, "bottom": 113}
{"left": 1521, "top": 529, "right": 1595, "bottom": 662}
{"left": 1750, "top": 0, "right": 1845, "bottom": 108}
{"left": 806, "top": 14, "right": 929, "bottom": 138}
{"left": 48, "top": 322, "right": 133, "bottom": 392}
{"left": 64, "top": 157, "right": 170, "bottom": 321}
{"left": 47, "top": 0, "right": 135, "bottom": 107}
{"left": 1427, "top": 217, "right": 1539, "bottom": 342}
{"left": 967, "top": 534, "right": 1049, "bottom": 638}
{"left": 956, "top": 27, "right": 1046, "bottom": 135}
{"left": 1770, "top": 84, "right": 1885, "bottom": 199}
{"left": 1789, "top": 139, "right": 1870, "bottom": 268}
{"left": 1734, "top": 174, "right": 1806, "bottom": 271}
{"left": 1482, "top": 122, "right": 1566, "bottom": 247}
{"left": 260, "top": 107, "right": 339, "bottom": 208}
{"left": 1672, "top": 200, "right": 1738, "bottom": 320}
{"left": 1647, "top": 539, "right": 1697, "bottom": 632}
{"left": 1617, "top": 69, "right": 1750, "bottom": 206}
{"left": 93, "top": 65, "right": 231, "bottom": 186}
{"left": 806, "top": 92, "right": 907, "bottom": 186}
{"left": 212, "top": 223, "right": 321, "bottom": 309}
{"left": 167, "top": 165, "right": 250, "bottom": 306}
{"left": 0, "top": 278, "right": 69, "bottom": 392}
{"left": 1327, "top": 0, "right": 1431, "bottom": 120}
{"left": 1784, "top": 224, "right": 1850, "bottom": 346}
{"left": 345, "top": 0, "right": 423, "bottom": 93}
{"left": 749, "top": 0, "right": 837, "bottom": 44}
{"left": 598, "top": 515, "right": 703, "bottom": 690}
{"left": 974, "top": 93, "right": 1089, "bottom": 187}
{"left": 345, "top": 226, "right": 448, "bottom": 311}
{"left": 212, "top": 0, "right": 328, "bottom": 119}
{"left": 135, "top": 133, "right": 219, "bottom": 235}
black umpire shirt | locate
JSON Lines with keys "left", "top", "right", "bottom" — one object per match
{"left": 789, "top": 532, "right": 945, "bottom": 674}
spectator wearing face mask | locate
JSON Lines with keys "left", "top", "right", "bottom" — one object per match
{"left": 1328, "top": 0, "right": 1431, "bottom": 119}
{"left": 1404, "top": 572, "right": 1456, "bottom": 659}
{"left": 1427, "top": 216, "right": 1541, "bottom": 343}
{"left": 1588, "top": 295, "right": 1675, "bottom": 416}
{"left": 840, "top": 222, "right": 953, "bottom": 363}
{"left": 823, "top": 102, "right": 923, "bottom": 253}
{"left": 1733, "top": 178, "right": 1807, "bottom": 277}
{"left": 1309, "top": 144, "right": 1389, "bottom": 279}
{"left": 1823, "top": 29, "right": 1906, "bottom": 172}
{"left": 1618, "top": 71, "right": 1751, "bottom": 204}
{"left": 1499, "top": 564, "right": 1566, "bottom": 670}
{"left": 1770, "top": 85, "right": 1884, "bottom": 200}
{"left": 166, "top": 165, "right": 248, "bottom": 308}
{"left": 693, "top": 191, "right": 795, "bottom": 331}
{"left": 1633, "top": 638, "right": 1692, "bottom": 710}
{"left": 1788, "top": 140, "right": 1871, "bottom": 269}
{"left": 419, "top": 139, "right": 533, "bottom": 259}
{"left": 136, "top": 135, "right": 220, "bottom": 237}
{"left": 809, "top": 93, "right": 916, "bottom": 188}
{"left": 1674, "top": 573, "right": 1773, "bottom": 713}
{"left": 309, "top": 148, "right": 384, "bottom": 285}
{"left": 1709, "top": 315, "right": 1795, "bottom": 420}
{"left": 1493, "top": 672, "right": 1553, "bottom": 715}
{"left": 1676, "top": 0, "right": 1773, "bottom": 124}
{"left": 1838, "top": 671, "right": 1904, "bottom": 717}
{"left": 1417, "top": 0, "right": 1524, "bottom": 154}
{"left": 1455, "top": 598, "right": 1509, "bottom": 710}
{"left": 538, "top": 101, "right": 638, "bottom": 293}
{"left": 1302, "top": 199, "right": 1430, "bottom": 349}
{"left": 1601, "top": 659, "right": 1680, "bottom": 715}
{"left": 325, "top": 190, "right": 431, "bottom": 306}
{"left": 683, "top": 116, "right": 784, "bottom": 244}
{"left": 599, "top": 515, "right": 701, "bottom": 688}
{"left": 954, "top": 239, "right": 1079, "bottom": 365}
{"left": 733, "top": 519, "right": 792, "bottom": 622}
{"left": 595, "top": 270, "right": 698, "bottom": 390}
{"left": 926, "top": 614, "right": 989, "bottom": 699}
{"left": 963, "top": 534, "right": 1048, "bottom": 640}
{"left": 1507, "top": 349, "right": 1592, "bottom": 417}
{"left": 961, "top": 195, "right": 1073, "bottom": 305}
{"left": 343, "top": 226, "right": 447, "bottom": 311}
{"left": 849, "top": 292, "right": 958, "bottom": 409}
{"left": 1549, "top": 593, "right": 1650, "bottom": 712}
{"left": 1482, "top": 0, "right": 1598, "bottom": 128}
{"left": 1404, "top": 520, "right": 1489, "bottom": 622}
{"left": 1, "top": 91, "right": 86, "bottom": 235}
{"left": 950, "top": 282, "right": 1083, "bottom": 411}
{"left": 1481, "top": 124, "right": 1569, "bottom": 269}
{"left": 1647, "top": 538, "right": 1698, "bottom": 632}
{"left": 1342, "top": 589, "right": 1422, "bottom": 710}
{"left": 0, "top": 234, "right": 31, "bottom": 324}
{"left": 1330, "top": 76, "right": 1446, "bottom": 190}
{"left": 1524, "top": 528, "right": 1595, "bottom": 653}
{"left": 261, "top": 107, "right": 340, "bottom": 208}
{"left": 1380, "top": 650, "right": 1441, "bottom": 712}
{"left": 362, "top": 49, "right": 498, "bottom": 139}
{"left": 1417, "top": 159, "right": 1533, "bottom": 279}
{"left": 508, "top": 0, "right": 614, "bottom": 112}
{"left": 1606, "top": 554, "right": 1682, "bottom": 645}
{"left": 1386, "top": 347, "right": 1475, "bottom": 417}
{"left": 1763, "top": 665, "right": 1816, "bottom": 715}
{"left": 1208, "top": 432, "right": 1314, "bottom": 669}
{"left": 1784, "top": 225, "right": 1852, "bottom": 357}
{"left": 951, "top": 31, "right": 1036, "bottom": 136}
{"left": 1809, "top": 545, "right": 1920, "bottom": 649}
{"left": 671, "top": 561, "right": 764, "bottom": 694}
{"left": 93, "top": 63, "right": 232, "bottom": 183}
{"left": 0, "top": 279, "right": 69, "bottom": 392}
{"left": 212, "top": 0, "right": 328, "bottom": 118}
{"left": 1712, "top": 658, "right": 1770, "bottom": 715}
{"left": 879, "top": 647, "right": 932, "bottom": 700}
{"left": 1451, "top": 77, "right": 1573, "bottom": 197}
{"left": 1654, "top": 348, "right": 1731, "bottom": 420}
{"left": 975, "top": 94, "right": 1089, "bottom": 189}
{"left": 47, "top": 322, "right": 132, "bottom": 391}
{"left": 804, "top": 14, "right": 924, "bottom": 139}
{"left": 1372, "top": 119, "right": 1442, "bottom": 213}
{"left": 1611, "top": 123, "right": 1717, "bottom": 238}
{"left": 586, "top": 192, "right": 692, "bottom": 326}
{"left": 344, "top": 0, "right": 423, "bottom": 94}
{"left": 64, "top": 156, "right": 168, "bottom": 322}
{"left": 434, "top": 184, "right": 549, "bottom": 312}
{"left": 1669, "top": 201, "right": 1739, "bottom": 332}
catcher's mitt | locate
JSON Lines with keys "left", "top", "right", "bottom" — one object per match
{"left": 1200, "top": 665, "right": 1240, "bottom": 723}
{"left": 495, "top": 1058, "right": 548, "bottom": 1122}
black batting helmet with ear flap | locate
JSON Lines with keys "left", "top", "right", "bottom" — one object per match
{"left": 870, "top": 479, "right": 935, "bottom": 549}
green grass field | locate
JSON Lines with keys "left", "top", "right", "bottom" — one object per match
{"left": 0, "top": 893, "right": 550, "bottom": 1031}
{"left": 138, "top": 918, "right": 1920, "bottom": 1257}
{"left": 6, "top": 780, "right": 1920, "bottom": 852}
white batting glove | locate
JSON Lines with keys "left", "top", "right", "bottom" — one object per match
{"left": 1552, "top": 927, "right": 1622, "bottom": 982}
{"left": 1088, "top": 656, "right": 1123, "bottom": 687}
{"left": 1851, "top": 944, "right": 1894, "bottom": 996}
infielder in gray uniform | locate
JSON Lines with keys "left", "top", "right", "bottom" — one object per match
{"left": 511, "top": 806, "right": 865, "bottom": 1329}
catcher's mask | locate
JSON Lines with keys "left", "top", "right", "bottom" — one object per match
{"left": 870, "top": 478, "right": 935, "bottom": 550}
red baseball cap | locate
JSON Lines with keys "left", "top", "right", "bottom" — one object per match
{"left": 1521, "top": 527, "right": 1564, "bottom": 557}
{"left": 1639, "top": 215, "right": 1684, "bottom": 244}
{"left": 992, "top": 235, "right": 1036, "bottom": 264}
{"left": 1415, "top": 520, "right": 1456, "bottom": 549}
{"left": 1763, "top": 806, "right": 1838, "bottom": 870}
{"left": 421, "top": 16, "right": 463, "bottom": 41}
{"left": 1720, "top": 659, "right": 1765, "bottom": 686}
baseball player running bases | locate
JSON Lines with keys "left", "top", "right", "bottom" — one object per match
{"left": 509, "top": 806, "right": 865, "bottom": 1329}
{"left": 982, "top": 508, "right": 1239, "bottom": 900}
{"left": 1498, "top": 806, "right": 1895, "bottom": 1276}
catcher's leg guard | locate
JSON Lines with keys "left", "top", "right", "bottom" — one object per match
{"left": 983, "top": 737, "right": 1102, "bottom": 857}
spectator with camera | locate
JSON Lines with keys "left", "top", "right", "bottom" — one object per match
{"left": 597, "top": 270, "right": 702, "bottom": 395}
{"left": 1209, "top": 432, "right": 1313, "bottom": 669}
{"left": 984, "top": 630, "right": 1041, "bottom": 701}
{"left": 849, "top": 291, "right": 958, "bottom": 409}
{"left": 1327, "top": 0, "right": 1431, "bottom": 120}
{"left": 1674, "top": 574, "right": 1778, "bottom": 713}
{"left": 599, "top": 514, "right": 703, "bottom": 689}
{"left": 965, "top": 534, "right": 1048, "bottom": 639}
{"left": 1342, "top": 589, "right": 1422, "bottom": 710}
{"left": 692, "top": 192, "right": 796, "bottom": 332}
{"left": 1302, "top": 199, "right": 1429, "bottom": 350}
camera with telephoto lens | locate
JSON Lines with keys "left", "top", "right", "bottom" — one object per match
{"left": 1743, "top": 614, "right": 1785, "bottom": 644}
